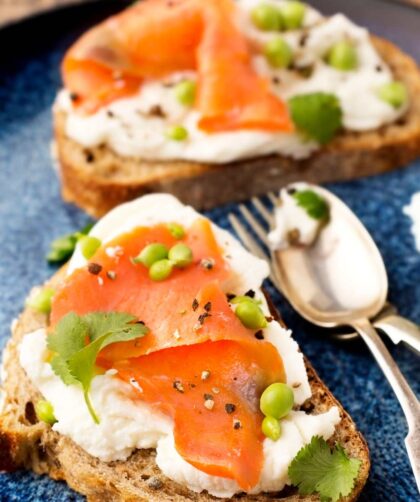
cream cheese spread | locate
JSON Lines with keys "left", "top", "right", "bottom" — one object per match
{"left": 55, "top": 0, "right": 407, "bottom": 164}
{"left": 19, "top": 194, "right": 340, "bottom": 497}
{"left": 403, "top": 192, "right": 420, "bottom": 252}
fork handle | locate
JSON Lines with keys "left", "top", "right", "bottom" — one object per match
{"left": 352, "top": 318, "right": 420, "bottom": 490}
{"left": 375, "top": 314, "right": 420, "bottom": 354}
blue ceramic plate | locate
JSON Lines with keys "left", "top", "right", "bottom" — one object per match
{"left": 0, "top": 1, "right": 419, "bottom": 500}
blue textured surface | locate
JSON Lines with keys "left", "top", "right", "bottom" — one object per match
{"left": 0, "top": 1, "right": 419, "bottom": 500}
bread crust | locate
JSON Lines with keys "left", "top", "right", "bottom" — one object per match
{"left": 0, "top": 271, "right": 370, "bottom": 501}
{"left": 54, "top": 36, "right": 420, "bottom": 218}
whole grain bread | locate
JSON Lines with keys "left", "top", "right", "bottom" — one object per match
{"left": 0, "top": 270, "right": 370, "bottom": 501}
{"left": 54, "top": 36, "right": 420, "bottom": 218}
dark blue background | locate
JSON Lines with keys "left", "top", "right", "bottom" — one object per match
{"left": 0, "top": 1, "right": 419, "bottom": 500}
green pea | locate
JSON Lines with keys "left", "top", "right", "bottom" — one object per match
{"left": 35, "top": 400, "right": 57, "bottom": 425}
{"left": 133, "top": 243, "right": 169, "bottom": 268}
{"left": 378, "top": 81, "right": 407, "bottom": 108}
{"left": 166, "top": 125, "right": 188, "bottom": 141}
{"left": 79, "top": 235, "right": 101, "bottom": 260}
{"left": 167, "top": 222, "right": 185, "bottom": 240}
{"left": 149, "top": 259, "right": 173, "bottom": 281}
{"left": 251, "top": 4, "right": 283, "bottom": 31}
{"left": 262, "top": 415, "right": 282, "bottom": 441}
{"left": 327, "top": 41, "right": 358, "bottom": 71}
{"left": 264, "top": 37, "right": 293, "bottom": 68}
{"left": 26, "top": 287, "right": 55, "bottom": 314}
{"left": 279, "top": 1, "right": 306, "bottom": 30}
{"left": 235, "top": 301, "right": 268, "bottom": 329}
{"left": 260, "top": 382, "right": 294, "bottom": 419}
{"left": 174, "top": 80, "right": 196, "bottom": 106}
{"left": 168, "top": 243, "right": 193, "bottom": 268}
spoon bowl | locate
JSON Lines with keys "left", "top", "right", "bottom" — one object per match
{"left": 273, "top": 186, "right": 388, "bottom": 327}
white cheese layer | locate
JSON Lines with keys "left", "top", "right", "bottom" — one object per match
{"left": 268, "top": 182, "right": 325, "bottom": 249}
{"left": 19, "top": 194, "right": 339, "bottom": 497}
{"left": 56, "top": 1, "right": 406, "bottom": 164}
{"left": 403, "top": 192, "right": 420, "bottom": 252}
{"left": 20, "top": 330, "right": 340, "bottom": 498}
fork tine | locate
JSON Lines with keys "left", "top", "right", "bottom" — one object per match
{"left": 238, "top": 204, "right": 270, "bottom": 246}
{"left": 251, "top": 197, "right": 274, "bottom": 226}
{"left": 267, "top": 191, "right": 279, "bottom": 206}
{"left": 228, "top": 213, "right": 282, "bottom": 291}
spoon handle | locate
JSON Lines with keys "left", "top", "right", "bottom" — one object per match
{"left": 352, "top": 318, "right": 420, "bottom": 491}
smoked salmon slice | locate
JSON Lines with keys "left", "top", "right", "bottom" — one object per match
{"left": 62, "top": 0, "right": 292, "bottom": 132}
{"left": 50, "top": 218, "right": 286, "bottom": 489}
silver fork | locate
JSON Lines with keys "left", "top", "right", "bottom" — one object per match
{"left": 228, "top": 194, "right": 420, "bottom": 353}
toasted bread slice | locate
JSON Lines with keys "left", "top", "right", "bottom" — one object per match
{"left": 0, "top": 269, "right": 370, "bottom": 501}
{"left": 54, "top": 36, "right": 420, "bottom": 218}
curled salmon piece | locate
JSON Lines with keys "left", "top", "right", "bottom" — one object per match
{"left": 62, "top": 0, "right": 292, "bottom": 132}
{"left": 50, "top": 219, "right": 285, "bottom": 489}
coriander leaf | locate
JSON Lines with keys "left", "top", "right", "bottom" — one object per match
{"left": 293, "top": 190, "right": 330, "bottom": 221}
{"left": 48, "top": 311, "right": 149, "bottom": 423}
{"left": 83, "top": 312, "right": 141, "bottom": 342}
{"left": 288, "top": 92, "right": 342, "bottom": 144}
{"left": 47, "top": 312, "right": 87, "bottom": 358}
{"left": 46, "top": 222, "right": 94, "bottom": 264}
{"left": 50, "top": 354, "right": 78, "bottom": 386}
{"left": 288, "top": 436, "right": 361, "bottom": 502}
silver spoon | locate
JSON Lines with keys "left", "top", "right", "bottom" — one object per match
{"left": 271, "top": 185, "right": 420, "bottom": 491}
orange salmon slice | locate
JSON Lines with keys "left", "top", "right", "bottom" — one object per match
{"left": 62, "top": 0, "right": 292, "bottom": 132}
{"left": 50, "top": 218, "right": 285, "bottom": 489}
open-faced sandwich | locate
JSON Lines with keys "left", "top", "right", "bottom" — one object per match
{"left": 53, "top": 0, "right": 420, "bottom": 217}
{"left": 0, "top": 194, "right": 369, "bottom": 501}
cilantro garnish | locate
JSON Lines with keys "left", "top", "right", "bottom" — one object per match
{"left": 288, "top": 436, "right": 361, "bottom": 502}
{"left": 292, "top": 190, "right": 330, "bottom": 221}
{"left": 288, "top": 92, "right": 343, "bottom": 144}
{"left": 47, "top": 312, "right": 149, "bottom": 423}
{"left": 47, "top": 222, "right": 94, "bottom": 264}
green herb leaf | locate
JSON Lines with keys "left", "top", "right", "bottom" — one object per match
{"left": 48, "top": 312, "right": 148, "bottom": 423}
{"left": 288, "top": 92, "right": 342, "bottom": 144}
{"left": 288, "top": 436, "right": 361, "bottom": 502}
{"left": 292, "top": 190, "right": 330, "bottom": 221}
{"left": 46, "top": 222, "right": 94, "bottom": 264}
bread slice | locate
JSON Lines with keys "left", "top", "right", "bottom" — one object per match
{"left": 0, "top": 269, "right": 370, "bottom": 501}
{"left": 54, "top": 36, "right": 420, "bottom": 218}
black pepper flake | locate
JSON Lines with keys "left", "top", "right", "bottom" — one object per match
{"left": 149, "top": 104, "right": 166, "bottom": 118}
{"left": 376, "top": 65, "right": 383, "bottom": 72}
{"left": 188, "top": 383, "right": 196, "bottom": 388}
{"left": 198, "top": 312, "right": 211, "bottom": 325}
{"left": 69, "top": 92, "right": 79, "bottom": 102}
{"left": 299, "top": 32, "right": 309, "bottom": 47}
{"left": 192, "top": 298, "right": 199, "bottom": 311}
{"left": 85, "top": 150, "right": 95, "bottom": 163}
{"left": 204, "top": 393, "right": 213, "bottom": 401}
{"left": 225, "top": 403, "right": 236, "bottom": 414}
{"left": 265, "top": 316, "right": 274, "bottom": 323}
{"left": 287, "top": 187, "right": 296, "bottom": 195}
{"left": 272, "top": 76, "right": 281, "bottom": 85}
{"left": 87, "top": 262, "right": 102, "bottom": 275}
{"left": 254, "top": 330, "right": 264, "bottom": 340}
{"left": 226, "top": 293, "right": 236, "bottom": 301}
{"left": 245, "top": 289, "right": 255, "bottom": 298}
{"left": 233, "top": 419, "right": 242, "bottom": 430}
{"left": 173, "top": 380, "right": 184, "bottom": 393}
{"left": 106, "top": 270, "right": 117, "bottom": 280}
{"left": 200, "top": 257, "right": 215, "bottom": 270}
{"left": 106, "top": 110, "right": 115, "bottom": 118}
{"left": 203, "top": 301, "right": 212, "bottom": 312}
